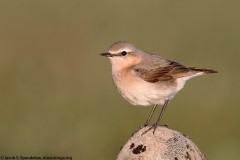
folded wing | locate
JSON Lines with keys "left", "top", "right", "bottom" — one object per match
{"left": 133, "top": 61, "right": 217, "bottom": 83}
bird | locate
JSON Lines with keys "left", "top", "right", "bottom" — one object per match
{"left": 100, "top": 41, "right": 217, "bottom": 134}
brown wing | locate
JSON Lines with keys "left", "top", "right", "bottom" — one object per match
{"left": 134, "top": 61, "right": 193, "bottom": 83}
{"left": 188, "top": 67, "right": 218, "bottom": 74}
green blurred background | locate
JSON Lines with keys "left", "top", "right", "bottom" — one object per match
{"left": 0, "top": 0, "right": 239, "bottom": 159}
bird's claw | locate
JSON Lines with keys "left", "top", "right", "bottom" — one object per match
{"left": 141, "top": 124, "right": 158, "bottom": 136}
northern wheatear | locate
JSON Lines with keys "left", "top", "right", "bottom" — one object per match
{"left": 100, "top": 41, "right": 217, "bottom": 134}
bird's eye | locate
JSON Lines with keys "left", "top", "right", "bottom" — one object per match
{"left": 121, "top": 51, "right": 127, "bottom": 56}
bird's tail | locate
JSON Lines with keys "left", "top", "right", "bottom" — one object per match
{"left": 189, "top": 67, "right": 218, "bottom": 74}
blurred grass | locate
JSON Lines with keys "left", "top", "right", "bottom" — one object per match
{"left": 0, "top": 0, "right": 239, "bottom": 159}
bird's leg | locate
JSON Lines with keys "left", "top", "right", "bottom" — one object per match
{"left": 142, "top": 100, "right": 169, "bottom": 135}
{"left": 152, "top": 99, "right": 169, "bottom": 133}
{"left": 143, "top": 104, "right": 157, "bottom": 127}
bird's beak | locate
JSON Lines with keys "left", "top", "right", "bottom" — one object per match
{"left": 100, "top": 52, "right": 112, "bottom": 57}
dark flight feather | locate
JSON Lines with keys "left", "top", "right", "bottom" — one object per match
{"left": 134, "top": 61, "right": 217, "bottom": 83}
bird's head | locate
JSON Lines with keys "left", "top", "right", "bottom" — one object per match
{"left": 100, "top": 41, "right": 142, "bottom": 70}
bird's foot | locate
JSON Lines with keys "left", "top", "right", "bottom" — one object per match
{"left": 139, "top": 122, "right": 149, "bottom": 129}
{"left": 141, "top": 124, "right": 158, "bottom": 136}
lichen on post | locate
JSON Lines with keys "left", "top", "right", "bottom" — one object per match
{"left": 117, "top": 126, "right": 207, "bottom": 160}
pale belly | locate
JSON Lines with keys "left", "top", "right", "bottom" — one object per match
{"left": 112, "top": 71, "right": 180, "bottom": 106}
